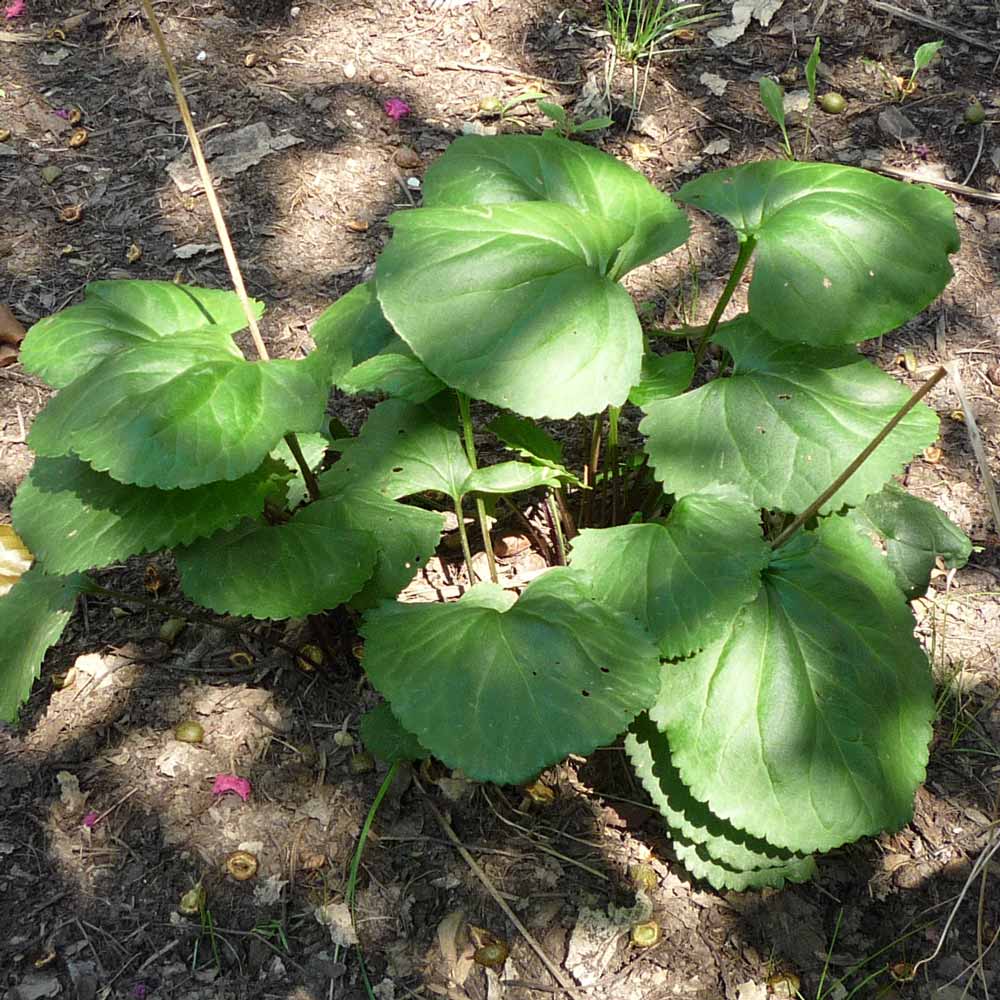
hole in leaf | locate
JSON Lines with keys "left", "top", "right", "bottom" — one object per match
{"left": 600, "top": 667, "right": 610, "bottom": 674}
{"left": 391, "top": 466, "right": 403, "bottom": 473}
{"left": 581, "top": 689, "right": 591, "bottom": 698}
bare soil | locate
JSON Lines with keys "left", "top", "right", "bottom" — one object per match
{"left": 1, "top": 1, "right": 999, "bottom": 998}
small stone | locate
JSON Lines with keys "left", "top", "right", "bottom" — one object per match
{"left": 40, "top": 164, "right": 62, "bottom": 184}
{"left": 244, "top": 52, "right": 259, "bottom": 67}
{"left": 342, "top": 61, "right": 357, "bottom": 79}
{"left": 393, "top": 145, "right": 421, "bottom": 169}
{"left": 196, "top": 50, "right": 208, "bottom": 62}
{"left": 406, "top": 176, "right": 421, "bottom": 189}
{"left": 410, "top": 63, "right": 429, "bottom": 76}
{"left": 344, "top": 218, "right": 369, "bottom": 232}
{"left": 369, "top": 68, "right": 388, "bottom": 84}
{"left": 986, "top": 364, "right": 1000, "bottom": 386}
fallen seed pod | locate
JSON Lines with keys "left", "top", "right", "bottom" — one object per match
{"left": 631, "top": 920, "right": 660, "bottom": 948}
{"left": 819, "top": 92, "right": 846, "bottom": 114}
{"left": 349, "top": 751, "right": 375, "bottom": 775}
{"left": 178, "top": 883, "right": 206, "bottom": 916}
{"left": 890, "top": 961, "right": 915, "bottom": 982}
{"left": 964, "top": 99, "right": 985, "bottom": 125}
{"left": 59, "top": 204, "right": 84, "bottom": 224}
{"left": 68, "top": 128, "right": 88, "bottom": 149}
{"left": 473, "top": 941, "right": 509, "bottom": 969}
{"left": 225, "top": 850, "right": 259, "bottom": 881}
{"left": 630, "top": 863, "right": 658, "bottom": 892}
{"left": 174, "top": 721, "right": 205, "bottom": 744}
{"left": 521, "top": 780, "right": 554, "bottom": 806}
{"left": 297, "top": 643, "right": 323, "bottom": 671}
{"left": 159, "top": 617, "right": 186, "bottom": 644}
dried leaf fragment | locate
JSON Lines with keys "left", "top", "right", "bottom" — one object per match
{"left": 126, "top": 242, "right": 142, "bottom": 263}
{"left": 0, "top": 524, "right": 33, "bottom": 597}
{"left": 315, "top": 901, "right": 358, "bottom": 946}
{"left": 0, "top": 304, "right": 26, "bottom": 347}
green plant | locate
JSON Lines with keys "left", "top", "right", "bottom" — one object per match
{"left": 760, "top": 37, "right": 824, "bottom": 161}
{"left": 906, "top": 40, "right": 944, "bottom": 96}
{"left": 536, "top": 99, "right": 613, "bottom": 137}
{"left": 863, "top": 40, "right": 943, "bottom": 102}
{"left": 478, "top": 89, "right": 547, "bottom": 128}
{"left": 604, "top": 0, "right": 716, "bottom": 63}
{"left": 1, "top": 131, "right": 970, "bottom": 891}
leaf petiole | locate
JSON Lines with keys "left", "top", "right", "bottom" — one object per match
{"left": 693, "top": 235, "right": 756, "bottom": 367}
{"left": 457, "top": 392, "right": 499, "bottom": 584}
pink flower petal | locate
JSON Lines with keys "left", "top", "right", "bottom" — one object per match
{"left": 54, "top": 109, "right": 71, "bottom": 120}
{"left": 383, "top": 98, "right": 411, "bottom": 121}
{"left": 82, "top": 810, "right": 100, "bottom": 828}
{"left": 4, "top": 0, "right": 26, "bottom": 19}
{"left": 212, "top": 774, "right": 251, "bottom": 802}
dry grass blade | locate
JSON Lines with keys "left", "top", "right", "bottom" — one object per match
{"left": 138, "top": 0, "right": 269, "bottom": 363}
{"left": 945, "top": 360, "right": 1000, "bottom": 535}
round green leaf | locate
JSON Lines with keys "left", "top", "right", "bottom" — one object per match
{"left": 376, "top": 203, "right": 643, "bottom": 419}
{"left": 675, "top": 161, "right": 959, "bottom": 345}
{"left": 28, "top": 332, "right": 329, "bottom": 489}
{"left": 339, "top": 347, "right": 447, "bottom": 403}
{"left": 176, "top": 498, "right": 378, "bottom": 619}
{"left": 570, "top": 488, "right": 768, "bottom": 658}
{"left": 628, "top": 715, "right": 813, "bottom": 870}
{"left": 628, "top": 351, "right": 695, "bottom": 408}
{"left": 654, "top": 531, "right": 934, "bottom": 853}
{"left": 318, "top": 398, "right": 471, "bottom": 501}
{"left": 360, "top": 703, "right": 430, "bottom": 764}
{"left": 640, "top": 317, "right": 939, "bottom": 513}
{"left": 486, "top": 413, "right": 582, "bottom": 486}
{"left": 627, "top": 714, "right": 816, "bottom": 890}
{"left": 360, "top": 568, "right": 661, "bottom": 784}
{"left": 12, "top": 456, "right": 287, "bottom": 574}
{"left": 19, "top": 280, "right": 260, "bottom": 388}
{"left": 323, "top": 488, "right": 445, "bottom": 610}
{"left": 847, "top": 482, "right": 971, "bottom": 598}
{"left": 310, "top": 280, "right": 398, "bottom": 384}
{"left": 671, "top": 833, "right": 817, "bottom": 892}
{"left": 461, "top": 461, "right": 565, "bottom": 497}
{"left": 0, "top": 567, "right": 83, "bottom": 721}
{"left": 422, "top": 133, "right": 690, "bottom": 276}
